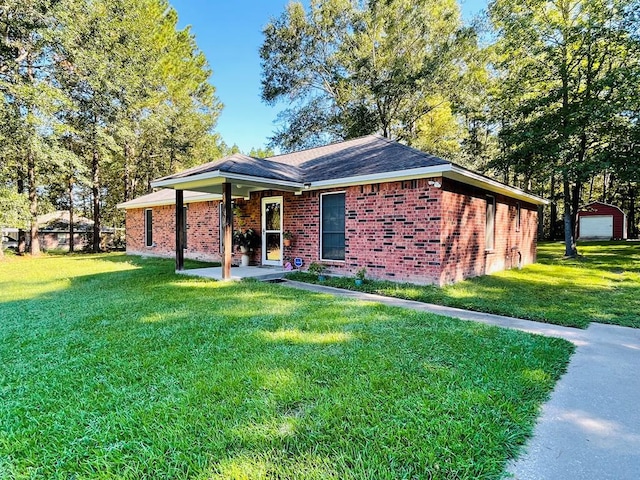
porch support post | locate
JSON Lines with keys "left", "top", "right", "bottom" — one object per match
{"left": 175, "top": 189, "right": 185, "bottom": 271}
{"left": 222, "top": 182, "right": 232, "bottom": 279}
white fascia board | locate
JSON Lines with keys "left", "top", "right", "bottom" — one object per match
{"left": 305, "top": 164, "right": 547, "bottom": 205}
{"left": 151, "top": 170, "right": 225, "bottom": 189}
{"left": 307, "top": 165, "right": 451, "bottom": 189}
{"left": 447, "top": 166, "right": 549, "bottom": 205}
{"left": 116, "top": 193, "right": 222, "bottom": 210}
{"left": 151, "top": 170, "right": 303, "bottom": 192}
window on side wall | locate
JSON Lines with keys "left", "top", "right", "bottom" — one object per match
{"left": 516, "top": 202, "right": 521, "bottom": 232}
{"left": 486, "top": 195, "right": 495, "bottom": 251}
{"left": 145, "top": 208, "right": 153, "bottom": 247}
{"left": 183, "top": 206, "right": 188, "bottom": 249}
{"left": 321, "top": 192, "right": 345, "bottom": 261}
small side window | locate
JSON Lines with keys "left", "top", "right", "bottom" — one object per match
{"left": 485, "top": 195, "right": 495, "bottom": 251}
{"left": 145, "top": 209, "right": 153, "bottom": 247}
{"left": 516, "top": 202, "right": 521, "bottom": 232}
{"left": 183, "top": 206, "right": 188, "bottom": 249}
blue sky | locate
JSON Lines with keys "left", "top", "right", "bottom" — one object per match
{"left": 169, "top": 1, "right": 487, "bottom": 154}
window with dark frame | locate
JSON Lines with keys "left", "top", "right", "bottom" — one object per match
{"left": 321, "top": 192, "right": 345, "bottom": 261}
{"left": 145, "top": 209, "right": 153, "bottom": 247}
{"left": 486, "top": 195, "right": 495, "bottom": 251}
{"left": 516, "top": 202, "right": 521, "bottom": 232}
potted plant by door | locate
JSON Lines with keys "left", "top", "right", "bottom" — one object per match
{"left": 308, "top": 262, "right": 326, "bottom": 281}
{"left": 233, "top": 228, "right": 260, "bottom": 267}
{"left": 355, "top": 267, "right": 366, "bottom": 286}
{"left": 283, "top": 230, "right": 293, "bottom": 247}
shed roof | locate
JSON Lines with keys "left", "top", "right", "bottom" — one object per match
{"left": 578, "top": 201, "right": 626, "bottom": 215}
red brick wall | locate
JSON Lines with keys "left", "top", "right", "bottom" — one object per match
{"left": 185, "top": 201, "right": 221, "bottom": 259}
{"left": 126, "top": 203, "right": 228, "bottom": 262}
{"left": 439, "top": 179, "right": 538, "bottom": 284}
{"left": 343, "top": 180, "right": 443, "bottom": 283}
{"left": 237, "top": 182, "right": 443, "bottom": 283}
{"left": 126, "top": 200, "right": 260, "bottom": 263}
{"left": 124, "top": 179, "right": 539, "bottom": 284}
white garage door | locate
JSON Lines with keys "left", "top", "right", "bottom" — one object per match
{"left": 579, "top": 215, "right": 613, "bottom": 239}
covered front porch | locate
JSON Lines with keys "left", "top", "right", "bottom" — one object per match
{"left": 150, "top": 153, "right": 306, "bottom": 279}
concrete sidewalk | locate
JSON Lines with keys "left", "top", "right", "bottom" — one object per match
{"left": 283, "top": 280, "right": 640, "bottom": 480}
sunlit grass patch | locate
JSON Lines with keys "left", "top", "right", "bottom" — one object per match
{"left": 261, "top": 329, "right": 354, "bottom": 345}
{"left": 0, "top": 253, "right": 573, "bottom": 479}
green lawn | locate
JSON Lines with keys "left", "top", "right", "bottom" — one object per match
{"left": 288, "top": 241, "right": 640, "bottom": 329}
{"left": 0, "top": 254, "right": 572, "bottom": 479}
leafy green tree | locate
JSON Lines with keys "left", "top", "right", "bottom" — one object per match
{"left": 248, "top": 146, "right": 275, "bottom": 158}
{"left": 261, "top": 0, "right": 477, "bottom": 152}
{"left": 0, "top": 0, "right": 66, "bottom": 255}
{"left": 489, "top": 0, "right": 640, "bottom": 254}
{"left": 0, "top": 187, "right": 29, "bottom": 257}
{"left": 56, "top": 0, "right": 223, "bottom": 251}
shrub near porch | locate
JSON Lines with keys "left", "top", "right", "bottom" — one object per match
{"left": 0, "top": 254, "right": 573, "bottom": 479}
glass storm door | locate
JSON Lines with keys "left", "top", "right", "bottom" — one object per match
{"left": 261, "top": 196, "right": 283, "bottom": 266}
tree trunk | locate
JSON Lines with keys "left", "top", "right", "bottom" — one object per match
{"left": 27, "top": 150, "right": 40, "bottom": 255}
{"left": 571, "top": 181, "right": 581, "bottom": 247}
{"left": 124, "top": 142, "right": 132, "bottom": 202}
{"left": 92, "top": 143, "right": 101, "bottom": 253}
{"left": 68, "top": 175, "right": 75, "bottom": 253}
{"left": 550, "top": 174, "right": 558, "bottom": 240}
{"left": 629, "top": 184, "right": 637, "bottom": 239}
{"left": 563, "top": 177, "right": 577, "bottom": 257}
{"left": 559, "top": 15, "right": 576, "bottom": 258}
{"left": 17, "top": 173, "right": 26, "bottom": 254}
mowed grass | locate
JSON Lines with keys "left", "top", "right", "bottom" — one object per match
{"left": 0, "top": 254, "right": 572, "bottom": 479}
{"left": 288, "top": 241, "right": 640, "bottom": 329}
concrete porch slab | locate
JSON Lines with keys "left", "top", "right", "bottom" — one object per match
{"left": 176, "top": 265, "right": 289, "bottom": 281}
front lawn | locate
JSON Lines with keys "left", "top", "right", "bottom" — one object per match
{"left": 288, "top": 241, "right": 640, "bottom": 329}
{"left": 0, "top": 254, "right": 572, "bottom": 479}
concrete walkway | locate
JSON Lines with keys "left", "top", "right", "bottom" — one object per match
{"left": 284, "top": 280, "right": 640, "bottom": 480}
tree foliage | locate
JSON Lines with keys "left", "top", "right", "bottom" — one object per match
{"left": 1, "top": 0, "right": 224, "bottom": 252}
{"left": 488, "top": 0, "right": 640, "bottom": 252}
{"left": 261, "top": 0, "right": 478, "bottom": 152}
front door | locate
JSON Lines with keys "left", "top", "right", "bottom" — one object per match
{"left": 261, "top": 196, "right": 283, "bottom": 266}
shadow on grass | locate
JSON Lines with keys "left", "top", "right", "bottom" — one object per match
{"left": 0, "top": 253, "right": 574, "bottom": 479}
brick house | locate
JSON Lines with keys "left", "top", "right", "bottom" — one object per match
{"left": 118, "top": 135, "right": 546, "bottom": 285}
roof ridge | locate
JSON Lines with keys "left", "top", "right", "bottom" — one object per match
{"left": 266, "top": 134, "right": 382, "bottom": 161}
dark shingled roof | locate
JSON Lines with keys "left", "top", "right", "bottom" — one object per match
{"left": 154, "top": 153, "right": 304, "bottom": 183}
{"left": 155, "top": 136, "right": 450, "bottom": 185}
{"left": 268, "top": 135, "right": 449, "bottom": 182}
